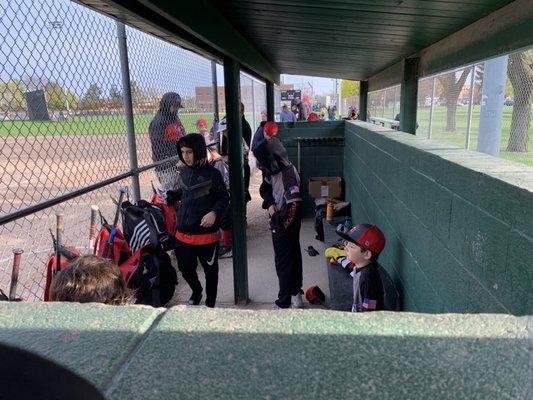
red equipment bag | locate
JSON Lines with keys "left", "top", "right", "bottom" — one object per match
{"left": 93, "top": 224, "right": 131, "bottom": 265}
{"left": 43, "top": 245, "right": 81, "bottom": 301}
{"left": 150, "top": 187, "right": 179, "bottom": 236}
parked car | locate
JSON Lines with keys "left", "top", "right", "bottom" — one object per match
{"left": 504, "top": 98, "right": 515, "bottom": 106}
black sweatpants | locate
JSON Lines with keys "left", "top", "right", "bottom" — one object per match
{"left": 270, "top": 203, "right": 303, "bottom": 308}
{"left": 174, "top": 240, "right": 219, "bottom": 307}
{"left": 244, "top": 164, "right": 251, "bottom": 202}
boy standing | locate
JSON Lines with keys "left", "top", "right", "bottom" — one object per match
{"left": 174, "top": 134, "right": 229, "bottom": 308}
{"left": 254, "top": 122, "right": 304, "bottom": 309}
{"left": 336, "top": 224, "right": 385, "bottom": 312}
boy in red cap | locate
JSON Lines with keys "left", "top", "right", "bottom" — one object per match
{"left": 196, "top": 118, "right": 212, "bottom": 143}
{"left": 336, "top": 224, "right": 385, "bottom": 312}
{"left": 253, "top": 122, "right": 304, "bottom": 309}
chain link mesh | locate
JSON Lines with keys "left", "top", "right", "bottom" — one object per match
{"left": 367, "top": 48, "right": 531, "bottom": 166}
{"left": 416, "top": 48, "right": 532, "bottom": 166}
{"left": 0, "top": 0, "right": 267, "bottom": 301}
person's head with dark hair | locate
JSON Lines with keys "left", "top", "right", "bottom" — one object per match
{"left": 178, "top": 133, "right": 208, "bottom": 168}
{"left": 50, "top": 255, "right": 134, "bottom": 305}
{"left": 158, "top": 92, "right": 182, "bottom": 116}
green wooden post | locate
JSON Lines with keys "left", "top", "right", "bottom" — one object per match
{"left": 400, "top": 58, "right": 419, "bottom": 134}
{"left": 223, "top": 57, "right": 249, "bottom": 304}
{"left": 266, "top": 80, "right": 275, "bottom": 121}
{"left": 359, "top": 81, "right": 368, "bottom": 121}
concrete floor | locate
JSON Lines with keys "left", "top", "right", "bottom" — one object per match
{"left": 169, "top": 170, "right": 330, "bottom": 309}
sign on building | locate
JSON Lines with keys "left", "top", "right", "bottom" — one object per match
{"left": 281, "top": 89, "right": 301, "bottom": 101}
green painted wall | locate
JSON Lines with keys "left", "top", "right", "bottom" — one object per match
{"left": 277, "top": 121, "right": 345, "bottom": 216}
{"left": 0, "top": 303, "right": 531, "bottom": 399}
{"left": 344, "top": 122, "right": 533, "bottom": 315}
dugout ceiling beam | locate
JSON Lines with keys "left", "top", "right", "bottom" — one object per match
{"left": 369, "top": 0, "right": 533, "bottom": 91}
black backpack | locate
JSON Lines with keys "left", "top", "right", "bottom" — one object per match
{"left": 314, "top": 204, "right": 326, "bottom": 241}
{"left": 121, "top": 200, "right": 176, "bottom": 252}
{"left": 120, "top": 200, "right": 178, "bottom": 307}
{"left": 128, "top": 249, "right": 177, "bottom": 307}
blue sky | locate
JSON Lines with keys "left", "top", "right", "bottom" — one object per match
{"left": 1, "top": 0, "right": 336, "bottom": 98}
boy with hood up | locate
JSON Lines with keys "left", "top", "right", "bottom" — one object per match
{"left": 149, "top": 92, "right": 186, "bottom": 190}
{"left": 172, "top": 133, "right": 229, "bottom": 308}
{"left": 252, "top": 122, "right": 304, "bottom": 309}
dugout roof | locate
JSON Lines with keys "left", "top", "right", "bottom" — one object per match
{"left": 79, "top": 0, "right": 532, "bottom": 87}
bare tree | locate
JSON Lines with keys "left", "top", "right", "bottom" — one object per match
{"left": 438, "top": 68, "right": 471, "bottom": 132}
{"left": 507, "top": 51, "right": 533, "bottom": 152}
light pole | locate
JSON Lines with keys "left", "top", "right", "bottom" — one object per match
{"left": 45, "top": 20, "right": 70, "bottom": 117}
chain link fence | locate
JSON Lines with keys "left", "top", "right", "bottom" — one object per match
{"left": 0, "top": 0, "right": 265, "bottom": 301}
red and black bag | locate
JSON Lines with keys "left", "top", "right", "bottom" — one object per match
{"left": 93, "top": 215, "right": 132, "bottom": 265}
{"left": 43, "top": 244, "right": 81, "bottom": 301}
{"left": 150, "top": 184, "right": 179, "bottom": 236}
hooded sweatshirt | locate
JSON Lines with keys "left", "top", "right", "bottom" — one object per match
{"left": 254, "top": 134, "right": 302, "bottom": 217}
{"left": 149, "top": 92, "right": 186, "bottom": 170}
{"left": 175, "top": 134, "right": 229, "bottom": 243}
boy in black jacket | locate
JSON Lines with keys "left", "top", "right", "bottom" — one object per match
{"left": 173, "top": 133, "right": 229, "bottom": 308}
{"left": 253, "top": 122, "right": 304, "bottom": 309}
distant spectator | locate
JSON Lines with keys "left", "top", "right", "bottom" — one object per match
{"left": 220, "top": 103, "right": 252, "bottom": 202}
{"left": 291, "top": 98, "right": 309, "bottom": 121}
{"left": 50, "top": 255, "right": 135, "bottom": 305}
{"left": 197, "top": 118, "right": 212, "bottom": 143}
{"left": 307, "top": 112, "right": 320, "bottom": 122}
{"left": 260, "top": 108, "right": 268, "bottom": 122}
{"left": 280, "top": 105, "right": 297, "bottom": 122}
{"left": 149, "top": 92, "right": 186, "bottom": 190}
{"left": 348, "top": 110, "right": 359, "bottom": 120}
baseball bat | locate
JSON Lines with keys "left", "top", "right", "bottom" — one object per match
{"left": 103, "top": 187, "right": 127, "bottom": 259}
{"left": 9, "top": 249, "right": 23, "bottom": 301}
{"left": 89, "top": 205, "right": 99, "bottom": 251}
{"left": 55, "top": 213, "right": 64, "bottom": 274}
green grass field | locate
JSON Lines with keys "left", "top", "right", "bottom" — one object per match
{"left": 0, "top": 113, "right": 213, "bottom": 138}
{"left": 376, "top": 105, "right": 533, "bottom": 166}
{"left": 1, "top": 107, "right": 532, "bottom": 166}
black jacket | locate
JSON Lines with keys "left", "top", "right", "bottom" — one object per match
{"left": 221, "top": 115, "right": 252, "bottom": 159}
{"left": 149, "top": 92, "right": 186, "bottom": 169}
{"left": 176, "top": 134, "right": 229, "bottom": 235}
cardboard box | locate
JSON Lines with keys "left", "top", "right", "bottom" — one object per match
{"left": 309, "top": 177, "right": 343, "bottom": 199}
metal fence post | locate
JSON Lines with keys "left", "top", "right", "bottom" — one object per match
{"left": 251, "top": 79, "right": 257, "bottom": 130}
{"left": 211, "top": 60, "right": 219, "bottom": 122}
{"left": 428, "top": 77, "right": 436, "bottom": 139}
{"left": 465, "top": 65, "right": 476, "bottom": 149}
{"left": 392, "top": 86, "right": 397, "bottom": 119}
{"left": 116, "top": 21, "right": 140, "bottom": 202}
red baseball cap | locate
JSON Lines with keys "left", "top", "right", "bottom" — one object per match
{"left": 305, "top": 285, "right": 325, "bottom": 305}
{"left": 307, "top": 113, "right": 319, "bottom": 122}
{"left": 197, "top": 118, "right": 208, "bottom": 128}
{"left": 336, "top": 224, "right": 386, "bottom": 254}
{"left": 264, "top": 121, "right": 278, "bottom": 137}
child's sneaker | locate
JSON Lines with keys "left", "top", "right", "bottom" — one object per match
{"left": 291, "top": 292, "right": 304, "bottom": 308}
{"left": 188, "top": 292, "right": 202, "bottom": 306}
{"left": 218, "top": 246, "right": 233, "bottom": 259}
